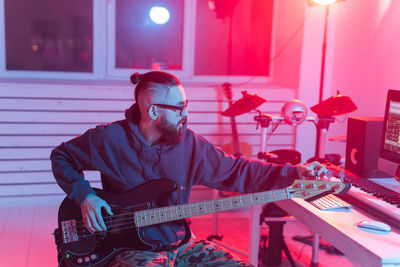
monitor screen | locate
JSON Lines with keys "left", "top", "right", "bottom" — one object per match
{"left": 378, "top": 89, "right": 400, "bottom": 178}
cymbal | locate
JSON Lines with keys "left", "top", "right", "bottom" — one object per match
{"left": 222, "top": 91, "right": 266, "bottom": 116}
{"left": 311, "top": 93, "right": 357, "bottom": 117}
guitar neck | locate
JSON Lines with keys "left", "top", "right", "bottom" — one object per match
{"left": 134, "top": 188, "right": 290, "bottom": 227}
{"left": 230, "top": 116, "right": 240, "bottom": 154}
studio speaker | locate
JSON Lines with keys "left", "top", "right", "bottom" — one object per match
{"left": 345, "top": 117, "right": 383, "bottom": 176}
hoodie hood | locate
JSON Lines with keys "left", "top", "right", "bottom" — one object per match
{"left": 125, "top": 103, "right": 140, "bottom": 124}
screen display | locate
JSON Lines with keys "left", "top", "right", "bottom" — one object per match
{"left": 380, "top": 90, "right": 400, "bottom": 163}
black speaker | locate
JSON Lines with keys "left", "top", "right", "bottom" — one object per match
{"left": 345, "top": 117, "right": 383, "bottom": 176}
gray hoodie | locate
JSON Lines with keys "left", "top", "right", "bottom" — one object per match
{"left": 50, "top": 103, "right": 299, "bottom": 249}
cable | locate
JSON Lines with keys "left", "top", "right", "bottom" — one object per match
{"left": 269, "top": 8, "right": 312, "bottom": 64}
{"left": 229, "top": 8, "right": 313, "bottom": 86}
{"left": 58, "top": 253, "right": 67, "bottom": 267}
{"left": 266, "top": 120, "right": 282, "bottom": 142}
{"left": 231, "top": 76, "right": 258, "bottom": 87}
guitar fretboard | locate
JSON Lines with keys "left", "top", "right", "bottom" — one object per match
{"left": 134, "top": 188, "right": 290, "bottom": 227}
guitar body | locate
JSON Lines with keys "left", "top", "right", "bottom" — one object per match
{"left": 55, "top": 179, "right": 188, "bottom": 267}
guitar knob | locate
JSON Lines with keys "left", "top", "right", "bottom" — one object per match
{"left": 333, "top": 185, "right": 342, "bottom": 190}
{"left": 293, "top": 183, "right": 304, "bottom": 189}
{"left": 319, "top": 184, "right": 329, "bottom": 190}
{"left": 91, "top": 254, "right": 98, "bottom": 260}
{"left": 77, "top": 258, "right": 83, "bottom": 264}
{"left": 84, "top": 256, "right": 90, "bottom": 262}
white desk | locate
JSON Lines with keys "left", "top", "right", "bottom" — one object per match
{"left": 274, "top": 198, "right": 400, "bottom": 267}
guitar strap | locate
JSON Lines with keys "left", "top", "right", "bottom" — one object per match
{"left": 162, "top": 219, "right": 192, "bottom": 251}
{"left": 161, "top": 184, "right": 192, "bottom": 251}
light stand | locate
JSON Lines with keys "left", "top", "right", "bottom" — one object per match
{"left": 313, "top": 3, "right": 332, "bottom": 163}
{"left": 318, "top": 5, "right": 330, "bottom": 104}
{"left": 311, "top": 0, "right": 347, "bottom": 162}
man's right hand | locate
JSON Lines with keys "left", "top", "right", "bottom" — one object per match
{"left": 80, "top": 193, "right": 113, "bottom": 233}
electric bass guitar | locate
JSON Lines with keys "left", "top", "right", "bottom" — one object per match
{"left": 220, "top": 82, "right": 252, "bottom": 159}
{"left": 54, "top": 178, "right": 350, "bottom": 267}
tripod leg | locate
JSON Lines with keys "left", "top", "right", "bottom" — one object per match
{"left": 311, "top": 233, "right": 319, "bottom": 267}
{"left": 282, "top": 238, "right": 296, "bottom": 267}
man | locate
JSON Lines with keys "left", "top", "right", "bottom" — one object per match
{"left": 51, "top": 71, "right": 327, "bottom": 266}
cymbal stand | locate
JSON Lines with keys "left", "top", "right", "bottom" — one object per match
{"left": 254, "top": 111, "right": 284, "bottom": 161}
{"left": 254, "top": 113, "right": 273, "bottom": 160}
{"left": 253, "top": 111, "right": 296, "bottom": 266}
{"left": 306, "top": 116, "right": 335, "bottom": 163}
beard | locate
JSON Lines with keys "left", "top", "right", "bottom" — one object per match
{"left": 156, "top": 116, "right": 186, "bottom": 145}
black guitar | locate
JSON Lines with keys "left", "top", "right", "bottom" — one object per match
{"left": 54, "top": 179, "right": 349, "bottom": 267}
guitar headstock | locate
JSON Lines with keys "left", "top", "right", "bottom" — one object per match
{"left": 288, "top": 180, "right": 351, "bottom": 202}
{"left": 222, "top": 82, "right": 233, "bottom": 101}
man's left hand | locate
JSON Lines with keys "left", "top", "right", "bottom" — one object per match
{"left": 297, "top": 161, "right": 329, "bottom": 180}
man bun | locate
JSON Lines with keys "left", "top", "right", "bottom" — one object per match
{"left": 132, "top": 71, "right": 181, "bottom": 103}
{"left": 130, "top": 72, "right": 141, "bottom": 85}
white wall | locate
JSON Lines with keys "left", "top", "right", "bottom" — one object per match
{"left": 289, "top": 0, "right": 400, "bottom": 161}
{"left": 324, "top": 0, "right": 400, "bottom": 157}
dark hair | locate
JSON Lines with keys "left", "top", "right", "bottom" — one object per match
{"left": 130, "top": 71, "right": 181, "bottom": 103}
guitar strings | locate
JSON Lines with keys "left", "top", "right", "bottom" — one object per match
{"left": 70, "top": 187, "right": 328, "bottom": 236}
{"left": 76, "top": 224, "right": 144, "bottom": 239}
{"left": 73, "top": 198, "right": 243, "bottom": 233}
{"left": 72, "top": 190, "right": 296, "bottom": 233}
{"left": 73, "top": 199, "right": 220, "bottom": 233}
{"left": 73, "top": 212, "right": 137, "bottom": 232}
{"left": 74, "top": 213, "right": 187, "bottom": 239}
{"left": 73, "top": 208, "right": 186, "bottom": 233}
{"left": 73, "top": 206, "right": 197, "bottom": 233}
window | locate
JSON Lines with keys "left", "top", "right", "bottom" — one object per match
{"left": 114, "top": 0, "right": 184, "bottom": 71}
{"left": 4, "top": 0, "right": 93, "bottom": 72}
{"left": 195, "top": 0, "right": 273, "bottom": 76}
{"left": 0, "top": 0, "right": 274, "bottom": 81}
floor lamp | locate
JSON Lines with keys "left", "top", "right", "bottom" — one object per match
{"left": 309, "top": 0, "right": 345, "bottom": 162}
{"left": 307, "top": 1, "right": 346, "bottom": 266}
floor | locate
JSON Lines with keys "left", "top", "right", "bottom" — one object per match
{"left": 0, "top": 204, "right": 360, "bottom": 267}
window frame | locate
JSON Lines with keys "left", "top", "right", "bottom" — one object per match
{"left": 106, "top": 0, "right": 195, "bottom": 79}
{"left": 0, "top": 0, "right": 106, "bottom": 80}
{"left": 0, "top": 0, "right": 272, "bottom": 83}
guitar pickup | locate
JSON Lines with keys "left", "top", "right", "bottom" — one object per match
{"left": 61, "top": 219, "right": 79, "bottom": 244}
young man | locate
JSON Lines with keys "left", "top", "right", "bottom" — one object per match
{"left": 51, "top": 71, "right": 327, "bottom": 266}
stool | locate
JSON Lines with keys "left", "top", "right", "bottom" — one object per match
{"left": 260, "top": 203, "right": 297, "bottom": 267}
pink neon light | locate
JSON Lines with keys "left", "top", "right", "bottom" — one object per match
{"left": 311, "top": 0, "right": 337, "bottom": 5}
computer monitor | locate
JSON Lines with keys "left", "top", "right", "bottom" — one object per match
{"left": 378, "top": 89, "right": 400, "bottom": 181}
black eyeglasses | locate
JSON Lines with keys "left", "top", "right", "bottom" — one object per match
{"left": 153, "top": 100, "right": 188, "bottom": 116}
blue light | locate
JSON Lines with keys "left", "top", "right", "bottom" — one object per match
{"left": 149, "top": 6, "right": 170, "bottom": 24}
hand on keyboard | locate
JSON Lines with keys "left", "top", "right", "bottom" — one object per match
{"left": 297, "top": 161, "right": 329, "bottom": 180}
